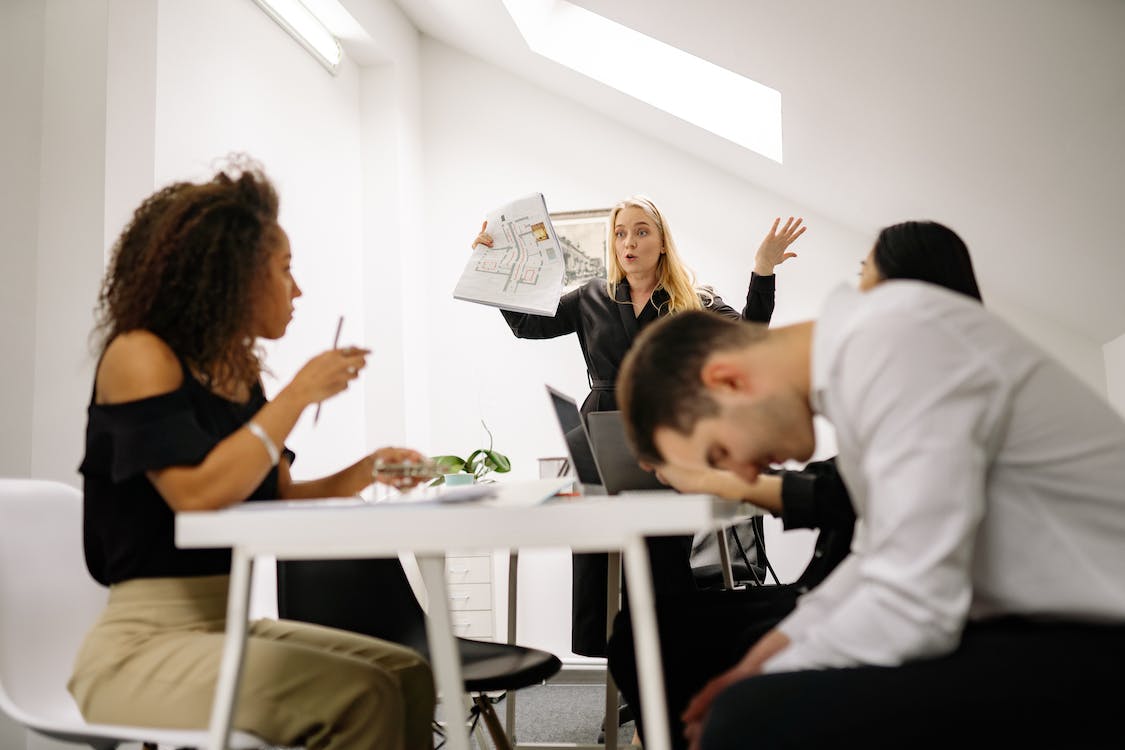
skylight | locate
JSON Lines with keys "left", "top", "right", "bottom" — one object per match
{"left": 253, "top": 0, "right": 343, "bottom": 73}
{"left": 502, "top": 0, "right": 783, "bottom": 163}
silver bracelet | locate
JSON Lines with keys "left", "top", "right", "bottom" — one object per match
{"left": 246, "top": 420, "right": 280, "bottom": 467}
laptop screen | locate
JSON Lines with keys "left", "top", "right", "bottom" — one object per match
{"left": 546, "top": 385, "right": 603, "bottom": 487}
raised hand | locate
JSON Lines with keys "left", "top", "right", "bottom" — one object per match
{"left": 472, "top": 220, "right": 494, "bottom": 249}
{"left": 286, "top": 346, "right": 369, "bottom": 409}
{"left": 754, "top": 216, "right": 806, "bottom": 275}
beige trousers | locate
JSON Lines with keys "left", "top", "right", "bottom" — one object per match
{"left": 68, "top": 575, "right": 435, "bottom": 750}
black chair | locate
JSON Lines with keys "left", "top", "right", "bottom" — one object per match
{"left": 277, "top": 557, "right": 561, "bottom": 750}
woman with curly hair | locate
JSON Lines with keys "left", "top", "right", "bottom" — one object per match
{"left": 69, "top": 158, "right": 435, "bottom": 749}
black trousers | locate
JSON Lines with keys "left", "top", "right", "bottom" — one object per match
{"left": 700, "top": 617, "right": 1125, "bottom": 749}
{"left": 607, "top": 584, "right": 799, "bottom": 750}
{"left": 572, "top": 536, "right": 698, "bottom": 657}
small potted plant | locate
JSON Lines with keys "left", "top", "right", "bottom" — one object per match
{"left": 431, "top": 420, "right": 512, "bottom": 484}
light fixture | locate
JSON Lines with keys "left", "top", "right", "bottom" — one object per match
{"left": 502, "top": 0, "right": 783, "bottom": 163}
{"left": 252, "top": 0, "right": 343, "bottom": 74}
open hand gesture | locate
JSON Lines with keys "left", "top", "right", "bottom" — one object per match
{"left": 754, "top": 217, "right": 806, "bottom": 275}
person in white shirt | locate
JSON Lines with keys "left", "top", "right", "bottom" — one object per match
{"left": 616, "top": 244, "right": 1125, "bottom": 748}
{"left": 607, "top": 220, "right": 987, "bottom": 750}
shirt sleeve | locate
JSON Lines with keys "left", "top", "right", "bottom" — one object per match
{"left": 85, "top": 390, "right": 217, "bottom": 483}
{"left": 742, "top": 272, "right": 775, "bottom": 324}
{"left": 764, "top": 316, "right": 1003, "bottom": 672}
{"left": 706, "top": 273, "right": 775, "bottom": 323}
{"left": 772, "top": 553, "right": 863, "bottom": 644}
{"left": 779, "top": 458, "right": 856, "bottom": 531}
{"left": 500, "top": 286, "right": 581, "bottom": 339}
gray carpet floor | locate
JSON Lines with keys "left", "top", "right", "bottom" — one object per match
{"left": 440, "top": 676, "right": 638, "bottom": 748}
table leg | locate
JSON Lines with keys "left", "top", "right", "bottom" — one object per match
{"left": 621, "top": 536, "right": 670, "bottom": 750}
{"left": 506, "top": 551, "right": 519, "bottom": 742}
{"left": 605, "top": 551, "right": 621, "bottom": 750}
{"left": 418, "top": 553, "right": 471, "bottom": 750}
{"left": 716, "top": 529, "right": 738, "bottom": 590}
{"left": 207, "top": 548, "right": 253, "bottom": 750}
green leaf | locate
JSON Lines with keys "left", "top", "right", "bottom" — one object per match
{"left": 464, "top": 449, "right": 487, "bottom": 478}
{"left": 481, "top": 449, "right": 511, "bottom": 473}
{"left": 434, "top": 437, "right": 512, "bottom": 482}
{"left": 431, "top": 455, "right": 466, "bottom": 473}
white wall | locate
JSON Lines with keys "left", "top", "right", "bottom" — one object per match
{"left": 30, "top": 0, "right": 109, "bottom": 486}
{"left": 104, "top": 0, "right": 157, "bottom": 261}
{"left": 1, "top": 1, "right": 114, "bottom": 742}
{"left": 1, "top": 0, "right": 423, "bottom": 739}
{"left": 989, "top": 296, "right": 1108, "bottom": 398}
{"left": 418, "top": 39, "right": 867, "bottom": 659}
{"left": 152, "top": 0, "right": 369, "bottom": 482}
{"left": 4, "top": 0, "right": 1122, "bottom": 707}
{"left": 1105, "top": 332, "right": 1125, "bottom": 417}
{"left": 416, "top": 36, "right": 1121, "bottom": 661}
{"left": 0, "top": 0, "right": 45, "bottom": 482}
{"left": 419, "top": 38, "right": 866, "bottom": 483}
{"left": 0, "top": 5, "right": 44, "bottom": 743}
{"left": 349, "top": 12, "right": 430, "bottom": 451}
{"left": 147, "top": 0, "right": 424, "bottom": 615}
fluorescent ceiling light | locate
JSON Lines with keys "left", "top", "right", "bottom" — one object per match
{"left": 253, "top": 0, "right": 343, "bottom": 74}
{"left": 502, "top": 0, "right": 783, "bottom": 163}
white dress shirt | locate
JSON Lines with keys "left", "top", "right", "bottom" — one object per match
{"left": 765, "top": 281, "right": 1125, "bottom": 673}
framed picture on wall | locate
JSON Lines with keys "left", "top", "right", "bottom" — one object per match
{"left": 550, "top": 208, "right": 611, "bottom": 293}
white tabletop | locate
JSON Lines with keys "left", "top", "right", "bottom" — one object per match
{"left": 177, "top": 484, "right": 742, "bottom": 557}
{"left": 176, "top": 480, "right": 748, "bottom": 750}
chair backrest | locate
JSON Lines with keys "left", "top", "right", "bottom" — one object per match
{"left": 0, "top": 479, "right": 107, "bottom": 723}
{"left": 277, "top": 558, "right": 431, "bottom": 656}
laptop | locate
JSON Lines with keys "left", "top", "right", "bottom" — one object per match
{"left": 546, "top": 385, "right": 606, "bottom": 494}
{"left": 585, "top": 410, "right": 667, "bottom": 494}
{"left": 546, "top": 385, "right": 668, "bottom": 495}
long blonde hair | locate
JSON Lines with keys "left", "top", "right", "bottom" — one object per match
{"left": 606, "top": 196, "right": 710, "bottom": 315}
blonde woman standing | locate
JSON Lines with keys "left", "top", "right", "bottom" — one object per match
{"left": 473, "top": 196, "right": 805, "bottom": 657}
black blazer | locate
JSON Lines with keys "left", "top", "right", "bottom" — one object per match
{"left": 501, "top": 274, "right": 776, "bottom": 414}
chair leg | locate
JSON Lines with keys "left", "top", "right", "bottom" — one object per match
{"left": 474, "top": 694, "right": 514, "bottom": 750}
{"left": 466, "top": 692, "right": 490, "bottom": 749}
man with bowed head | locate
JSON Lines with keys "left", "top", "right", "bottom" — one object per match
{"left": 616, "top": 248, "right": 1125, "bottom": 747}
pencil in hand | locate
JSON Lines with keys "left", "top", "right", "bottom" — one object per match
{"left": 313, "top": 315, "right": 344, "bottom": 426}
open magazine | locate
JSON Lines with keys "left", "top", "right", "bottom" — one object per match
{"left": 453, "top": 193, "right": 566, "bottom": 316}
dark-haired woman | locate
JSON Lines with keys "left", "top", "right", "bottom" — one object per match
{"left": 69, "top": 159, "right": 435, "bottom": 750}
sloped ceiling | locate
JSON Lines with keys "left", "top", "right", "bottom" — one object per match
{"left": 390, "top": 0, "right": 1125, "bottom": 343}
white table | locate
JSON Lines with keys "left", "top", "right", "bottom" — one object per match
{"left": 176, "top": 481, "right": 745, "bottom": 750}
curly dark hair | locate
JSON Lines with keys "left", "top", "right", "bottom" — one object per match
{"left": 94, "top": 157, "right": 280, "bottom": 388}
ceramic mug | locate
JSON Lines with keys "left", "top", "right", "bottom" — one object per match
{"left": 443, "top": 473, "right": 474, "bottom": 486}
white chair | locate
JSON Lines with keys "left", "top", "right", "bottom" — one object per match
{"left": 0, "top": 478, "right": 267, "bottom": 749}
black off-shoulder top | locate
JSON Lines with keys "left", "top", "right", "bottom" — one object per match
{"left": 78, "top": 355, "right": 293, "bottom": 586}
